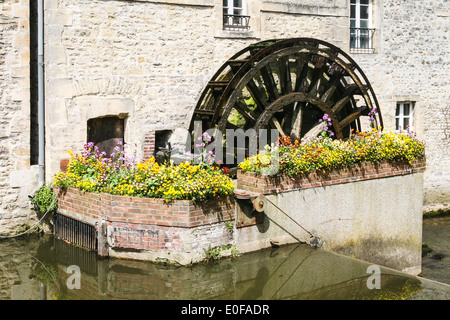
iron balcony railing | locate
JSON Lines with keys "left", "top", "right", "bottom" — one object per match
{"left": 223, "top": 14, "right": 251, "bottom": 30}
{"left": 350, "top": 28, "right": 376, "bottom": 53}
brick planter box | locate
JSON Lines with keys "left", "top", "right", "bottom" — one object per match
{"left": 237, "top": 158, "right": 426, "bottom": 194}
{"left": 55, "top": 187, "right": 235, "bottom": 265}
{"left": 234, "top": 158, "right": 427, "bottom": 275}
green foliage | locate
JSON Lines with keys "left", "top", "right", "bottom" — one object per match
{"left": 204, "top": 244, "right": 222, "bottom": 262}
{"left": 31, "top": 184, "right": 57, "bottom": 214}
{"left": 423, "top": 209, "right": 450, "bottom": 219}
{"left": 225, "top": 221, "right": 234, "bottom": 232}
{"left": 203, "top": 244, "right": 240, "bottom": 262}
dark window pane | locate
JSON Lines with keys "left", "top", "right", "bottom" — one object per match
{"left": 360, "top": 0, "right": 370, "bottom": 4}
{"left": 351, "top": 5, "right": 356, "bottom": 19}
{"left": 360, "top": 5, "right": 369, "bottom": 19}
{"left": 87, "top": 116, "right": 125, "bottom": 157}
{"left": 403, "top": 103, "right": 410, "bottom": 115}
{"left": 403, "top": 117, "right": 410, "bottom": 129}
{"left": 359, "top": 20, "right": 369, "bottom": 28}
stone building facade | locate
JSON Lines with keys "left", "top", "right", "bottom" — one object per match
{"left": 0, "top": 0, "right": 38, "bottom": 235}
{"left": 1, "top": 0, "right": 449, "bottom": 235}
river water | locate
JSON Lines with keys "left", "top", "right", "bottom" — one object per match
{"left": 1, "top": 216, "right": 449, "bottom": 301}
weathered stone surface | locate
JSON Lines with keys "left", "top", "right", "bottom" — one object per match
{"left": 1, "top": 0, "right": 448, "bottom": 235}
{"left": 0, "top": 0, "right": 36, "bottom": 236}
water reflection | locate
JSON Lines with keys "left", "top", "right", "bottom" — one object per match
{"left": 422, "top": 215, "right": 450, "bottom": 285}
{"left": 1, "top": 231, "right": 450, "bottom": 300}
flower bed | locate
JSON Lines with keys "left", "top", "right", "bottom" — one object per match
{"left": 238, "top": 129, "right": 425, "bottom": 177}
{"left": 52, "top": 141, "right": 236, "bottom": 264}
{"left": 53, "top": 141, "right": 235, "bottom": 201}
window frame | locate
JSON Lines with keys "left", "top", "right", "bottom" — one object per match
{"left": 223, "top": 0, "right": 250, "bottom": 30}
{"left": 350, "top": 0, "right": 375, "bottom": 53}
{"left": 395, "top": 102, "right": 415, "bottom": 132}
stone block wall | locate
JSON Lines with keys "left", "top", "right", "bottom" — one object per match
{"left": 352, "top": 0, "right": 450, "bottom": 211}
{"left": 0, "top": 0, "right": 38, "bottom": 236}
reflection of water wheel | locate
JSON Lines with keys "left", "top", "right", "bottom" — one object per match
{"left": 189, "top": 38, "right": 382, "bottom": 155}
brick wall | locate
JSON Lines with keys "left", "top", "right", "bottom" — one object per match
{"left": 237, "top": 158, "right": 427, "bottom": 195}
{"left": 142, "top": 131, "right": 155, "bottom": 161}
{"left": 55, "top": 188, "right": 235, "bottom": 258}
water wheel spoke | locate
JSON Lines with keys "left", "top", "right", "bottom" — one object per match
{"left": 321, "top": 85, "right": 337, "bottom": 105}
{"left": 339, "top": 108, "right": 367, "bottom": 129}
{"left": 294, "top": 54, "right": 309, "bottom": 92}
{"left": 290, "top": 101, "right": 304, "bottom": 141}
{"left": 246, "top": 79, "right": 268, "bottom": 111}
{"left": 260, "top": 65, "right": 279, "bottom": 102}
{"left": 306, "top": 56, "right": 327, "bottom": 94}
{"left": 302, "top": 122, "right": 323, "bottom": 140}
{"left": 269, "top": 117, "right": 286, "bottom": 136}
{"left": 320, "top": 69, "right": 344, "bottom": 104}
{"left": 234, "top": 101, "right": 258, "bottom": 124}
{"left": 278, "top": 56, "right": 292, "bottom": 95}
{"left": 228, "top": 59, "right": 249, "bottom": 73}
{"left": 331, "top": 96, "right": 351, "bottom": 114}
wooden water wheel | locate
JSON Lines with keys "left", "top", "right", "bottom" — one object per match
{"left": 189, "top": 38, "right": 382, "bottom": 161}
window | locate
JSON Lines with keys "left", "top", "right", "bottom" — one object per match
{"left": 223, "top": 0, "right": 250, "bottom": 30}
{"left": 350, "top": 0, "right": 375, "bottom": 53}
{"left": 395, "top": 102, "right": 414, "bottom": 132}
{"left": 87, "top": 116, "right": 125, "bottom": 157}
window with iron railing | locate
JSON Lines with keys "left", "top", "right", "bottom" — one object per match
{"left": 350, "top": 28, "right": 376, "bottom": 53}
{"left": 350, "top": 0, "right": 375, "bottom": 53}
{"left": 223, "top": 0, "right": 250, "bottom": 30}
